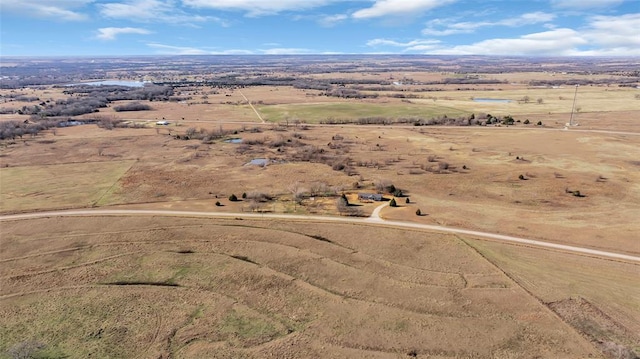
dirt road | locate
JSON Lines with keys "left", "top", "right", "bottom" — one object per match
{"left": 238, "top": 90, "right": 265, "bottom": 123}
{"left": 2, "top": 207, "right": 638, "bottom": 263}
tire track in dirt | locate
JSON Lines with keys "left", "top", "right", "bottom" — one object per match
{"left": 0, "top": 245, "right": 92, "bottom": 263}
{"left": 3, "top": 252, "right": 141, "bottom": 281}
{"left": 238, "top": 90, "right": 265, "bottom": 123}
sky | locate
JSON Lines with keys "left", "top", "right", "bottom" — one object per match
{"left": 0, "top": 0, "right": 639, "bottom": 57}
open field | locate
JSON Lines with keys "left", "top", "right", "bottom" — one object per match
{"left": 0, "top": 160, "right": 135, "bottom": 212}
{"left": 1, "top": 56, "right": 638, "bottom": 358}
{"left": 1, "top": 216, "right": 601, "bottom": 358}
{"left": 256, "top": 101, "right": 469, "bottom": 123}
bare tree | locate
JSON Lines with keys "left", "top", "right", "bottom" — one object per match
{"left": 288, "top": 181, "right": 306, "bottom": 208}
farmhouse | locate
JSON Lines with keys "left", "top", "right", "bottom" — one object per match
{"left": 358, "top": 193, "right": 384, "bottom": 201}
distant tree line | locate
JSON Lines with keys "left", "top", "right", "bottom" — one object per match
{"left": 3, "top": 85, "right": 171, "bottom": 117}
{"left": 528, "top": 78, "right": 638, "bottom": 87}
{"left": 319, "top": 113, "right": 528, "bottom": 127}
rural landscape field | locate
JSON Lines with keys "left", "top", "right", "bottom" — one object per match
{"left": 1, "top": 55, "right": 639, "bottom": 358}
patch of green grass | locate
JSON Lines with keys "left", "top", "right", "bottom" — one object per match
{"left": 219, "top": 310, "right": 280, "bottom": 346}
{"left": 0, "top": 160, "right": 135, "bottom": 212}
{"left": 256, "top": 102, "right": 468, "bottom": 123}
{"left": 165, "top": 266, "right": 191, "bottom": 285}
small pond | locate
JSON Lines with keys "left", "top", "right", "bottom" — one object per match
{"left": 247, "top": 158, "right": 270, "bottom": 166}
{"left": 473, "top": 98, "right": 512, "bottom": 103}
{"left": 224, "top": 138, "right": 243, "bottom": 144}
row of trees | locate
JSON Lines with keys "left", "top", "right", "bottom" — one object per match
{"left": 318, "top": 113, "right": 535, "bottom": 127}
{"left": 0, "top": 119, "right": 59, "bottom": 140}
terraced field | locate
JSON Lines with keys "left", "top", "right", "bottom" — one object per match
{"left": 1, "top": 216, "right": 598, "bottom": 358}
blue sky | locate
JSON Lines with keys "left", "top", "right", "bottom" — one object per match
{"left": 1, "top": 0, "right": 638, "bottom": 56}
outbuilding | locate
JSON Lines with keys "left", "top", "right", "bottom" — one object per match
{"left": 358, "top": 193, "right": 384, "bottom": 202}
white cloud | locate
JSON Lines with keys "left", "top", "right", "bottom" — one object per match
{"left": 100, "top": 0, "right": 225, "bottom": 25}
{"left": 352, "top": 0, "right": 456, "bottom": 19}
{"left": 422, "top": 12, "right": 556, "bottom": 36}
{"left": 435, "top": 28, "right": 588, "bottom": 55}
{"left": 0, "top": 0, "right": 92, "bottom": 21}
{"left": 182, "top": 0, "right": 338, "bottom": 16}
{"left": 318, "top": 14, "right": 348, "bottom": 26}
{"left": 147, "top": 43, "right": 210, "bottom": 54}
{"left": 367, "top": 38, "right": 442, "bottom": 52}
{"left": 393, "top": 13, "right": 640, "bottom": 56}
{"left": 146, "top": 42, "right": 320, "bottom": 55}
{"left": 367, "top": 38, "right": 439, "bottom": 47}
{"left": 551, "top": 0, "right": 624, "bottom": 9}
{"left": 96, "top": 27, "right": 151, "bottom": 40}
{"left": 260, "top": 47, "right": 313, "bottom": 54}
{"left": 581, "top": 13, "right": 640, "bottom": 55}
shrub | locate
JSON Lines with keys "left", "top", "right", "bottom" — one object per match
{"left": 215, "top": 201, "right": 222, "bottom": 206}
{"left": 415, "top": 209, "right": 421, "bottom": 216}
{"left": 523, "top": 119, "right": 530, "bottom": 124}
{"left": 229, "top": 194, "right": 238, "bottom": 201}
{"left": 536, "top": 121, "right": 543, "bottom": 126}
{"left": 389, "top": 198, "right": 397, "bottom": 207}
{"left": 572, "top": 190, "right": 585, "bottom": 197}
{"left": 246, "top": 192, "right": 272, "bottom": 202}
{"left": 518, "top": 174, "right": 526, "bottom": 180}
{"left": 242, "top": 192, "right": 247, "bottom": 199}
{"left": 113, "top": 102, "right": 152, "bottom": 112}
{"left": 405, "top": 197, "right": 410, "bottom": 204}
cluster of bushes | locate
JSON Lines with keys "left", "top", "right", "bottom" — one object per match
{"left": 113, "top": 102, "right": 152, "bottom": 112}
{"left": 35, "top": 97, "right": 108, "bottom": 117}
{"left": 322, "top": 88, "right": 379, "bottom": 99}
{"left": 7, "top": 85, "right": 172, "bottom": 118}
{"left": 62, "top": 84, "right": 173, "bottom": 102}
{"left": 0, "top": 119, "right": 59, "bottom": 140}
{"left": 336, "top": 194, "right": 364, "bottom": 216}
{"left": 176, "top": 127, "right": 233, "bottom": 142}
{"left": 0, "top": 93, "right": 41, "bottom": 102}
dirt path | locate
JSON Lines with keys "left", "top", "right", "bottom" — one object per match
{"left": 3, "top": 208, "right": 639, "bottom": 263}
{"left": 238, "top": 90, "right": 265, "bottom": 123}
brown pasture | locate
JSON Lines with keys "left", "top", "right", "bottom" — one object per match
{"left": 1, "top": 71, "right": 639, "bottom": 358}
{"left": 1, "top": 216, "right": 599, "bottom": 358}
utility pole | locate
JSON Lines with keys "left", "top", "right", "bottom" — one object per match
{"left": 569, "top": 84, "right": 579, "bottom": 126}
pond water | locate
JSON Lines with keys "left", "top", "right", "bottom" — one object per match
{"left": 247, "top": 158, "right": 270, "bottom": 166}
{"left": 473, "top": 98, "right": 512, "bottom": 103}
{"left": 224, "top": 138, "right": 243, "bottom": 144}
{"left": 67, "top": 80, "right": 148, "bottom": 87}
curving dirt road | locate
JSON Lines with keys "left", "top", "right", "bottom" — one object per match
{"left": 2, "top": 206, "right": 638, "bottom": 263}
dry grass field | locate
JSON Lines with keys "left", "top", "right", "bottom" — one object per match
{"left": 1, "top": 65, "right": 639, "bottom": 358}
{"left": 1, "top": 216, "right": 600, "bottom": 358}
